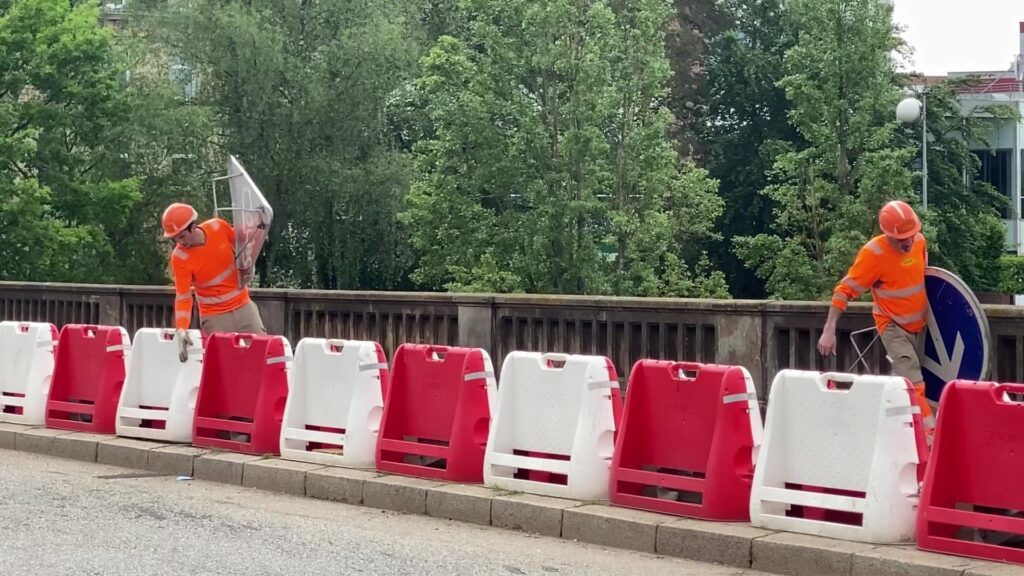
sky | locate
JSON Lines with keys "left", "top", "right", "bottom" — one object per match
{"left": 892, "top": 0, "right": 1024, "bottom": 75}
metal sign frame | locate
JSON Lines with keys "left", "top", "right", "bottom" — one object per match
{"left": 210, "top": 155, "right": 273, "bottom": 275}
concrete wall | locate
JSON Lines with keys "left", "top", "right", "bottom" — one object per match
{"left": 3, "top": 282, "right": 1024, "bottom": 400}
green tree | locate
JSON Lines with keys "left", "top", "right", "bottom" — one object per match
{"left": 405, "top": 0, "right": 728, "bottom": 297}
{"left": 910, "top": 82, "right": 1016, "bottom": 291}
{"left": 701, "top": 0, "right": 798, "bottom": 298}
{"left": 87, "top": 22, "right": 223, "bottom": 285}
{"left": 664, "top": 0, "right": 727, "bottom": 158}
{"left": 0, "top": 0, "right": 143, "bottom": 282}
{"left": 139, "top": 0, "right": 421, "bottom": 289}
{"left": 733, "top": 0, "right": 914, "bottom": 300}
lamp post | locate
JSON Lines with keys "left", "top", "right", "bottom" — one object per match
{"left": 897, "top": 94, "right": 928, "bottom": 210}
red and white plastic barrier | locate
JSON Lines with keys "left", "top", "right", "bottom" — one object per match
{"left": 484, "top": 352, "right": 622, "bottom": 500}
{"left": 610, "top": 360, "right": 762, "bottom": 521}
{"left": 917, "top": 380, "right": 1024, "bottom": 564}
{"left": 192, "top": 333, "right": 292, "bottom": 456}
{"left": 0, "top": 321, "right": 58, "bottom": 426}
{"left": 116, "top": 328, "right": 203, "bottom": 443}
{"left": 376, "top": 344, "right": 495, "bottom": 482}
{"left": 280, "top": 338, "right": 389, "bottom": 468}
{"left": 750, "top": 370, "right": 927, "bottom": 543}
{"left": 46, "top": 324, "right": 131, "bottom": 434}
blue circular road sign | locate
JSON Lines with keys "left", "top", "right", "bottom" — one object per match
{"left": 920, "top": 267, "right": 991, "bottom": 402}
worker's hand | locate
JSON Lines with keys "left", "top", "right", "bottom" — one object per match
{"left": 239, "top": 268, "right": 253, "bottom": 287}
{"left": 817, "top": 329, "right": 837, "bottom": 356}
{"left": 175, "top": 329, "right": 193, "bottom": 363}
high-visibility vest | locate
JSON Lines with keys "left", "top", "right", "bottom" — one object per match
{"left": 831, "top": 234, "right": 927, "bottom": 334}
{"left": 170, "top": 218, "right": 249, "bottom": 330}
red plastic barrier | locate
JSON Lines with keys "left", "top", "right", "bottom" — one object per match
{"left": 609, "top": 360, "right": 760, "bottom": 521}
{"left": 375, "top": 344, "right": 493, "bottom": 482}
{"left": 917, "top": 380, "right": 1024, "bottom": 564}
{"left": 192, "top": 333, "right": 291, "bottom": 455}
{"left": 45, "top": 325, "right": 129, "bottom": 433}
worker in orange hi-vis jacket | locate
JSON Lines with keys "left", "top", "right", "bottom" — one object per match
{"left": 817, "top": 200, "right": 934, "bottom": 439}
{"left": 162, "top": 202, "right": 266, "bottom": 363}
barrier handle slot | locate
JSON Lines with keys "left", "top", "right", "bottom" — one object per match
{"left": 820, "top": 372, "right": 855, "bottom": 391}
{"left": 671, "top": 361, "right": 702, "bottom": 380}
{"left": 426, "top": 345, "right": 449, "bottom": 361}
{"left": 995, "top": 383, "right": 1024, "bottom": 403}
{"left": 326, "top": 339, "right": 349, "bottom": 353}
{"left": 162, "top": 329, "right": 176, "bottom": 341}
{"left": 232, "top": 333, "right": 253, "bottom": 348}
{"left": 541, "top": 352, "right": 569, "bottom": 369}
{"left": 82, "top": 325, "right": 98, "bottom": 338}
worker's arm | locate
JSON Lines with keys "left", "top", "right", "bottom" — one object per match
{"left": 818, "top": 245, "right": 879, "bottom": 356}
{"left": 170, "top": 248, "right": 194, "bottom": 331}
{"left": 818, "top": 305, "right": 844, "bottom": 356}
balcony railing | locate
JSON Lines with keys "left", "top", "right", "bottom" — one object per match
{"left": 956, "top": 77, "right": 1024, "bottom": 95}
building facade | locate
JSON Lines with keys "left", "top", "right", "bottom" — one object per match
{"left": 950, "top": 22, "right": 1024, "bottom": 253}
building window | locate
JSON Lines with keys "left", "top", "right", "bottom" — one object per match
{"left": 974, "top": 149, "right": 1012, "bottom": 218}
{"left": 170, "top": 57, "right": 197, "bottom": 101}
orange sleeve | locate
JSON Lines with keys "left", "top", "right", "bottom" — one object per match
{"left": 170, "top": 248, "right": 194, "bottom": 330}
{"left": 832, "top": 245, "right": 879, "bottom": 311}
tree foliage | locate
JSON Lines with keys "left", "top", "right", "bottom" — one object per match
{"left": 139, "top": 0, "right": 421, "bottom": 289}
{"left": 733, "top": 0, "right": 916, "bottom": 300}
{"left": 701, "top": 0, "right": 798, "bottom": 298}
{"left": 1, "top": 0, "right": 1016, "bottom": 302}
{"left": 0, "top": 0, "right": 141, "bottom": 282}
{"left": 404, "top": 0, "right": 728, "bottom": 297}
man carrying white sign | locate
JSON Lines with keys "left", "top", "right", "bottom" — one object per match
{"left": 162, "top": 202, "right": 266, "bottom": 362}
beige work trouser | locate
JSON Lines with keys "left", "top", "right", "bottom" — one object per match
{"left": 879, "top": 323, "right": 924, "bottom": 384}
{"left": 880, "top": 322, "right": 935, "bottom": 440}
{"left": 200, "top": 300, "right": 267, "bottom": 336}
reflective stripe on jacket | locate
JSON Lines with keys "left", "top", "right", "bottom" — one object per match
{"left": 831, "top": 233, "right": 927, "bottom": 334}
{"left": 170, "top": 218, "right": 249, "bottom": 330}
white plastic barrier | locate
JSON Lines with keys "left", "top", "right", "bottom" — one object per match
{"left": 749, "top": 370, "right": 925, "bottom": 543}
{"left": 484, "top": 352, "right": 620, "bottom": 500}
{"left": 0, "top": 321, "right": 58, "bottom": 425}
{"left": 279, "top": 338, "right": 388, "bottom": 467}
{"left": 116, "top": 328, "right": 203, "bottom": 443}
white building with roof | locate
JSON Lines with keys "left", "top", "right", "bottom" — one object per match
{"left": 947, "top": 23, "right": 1024, "bottom": 253}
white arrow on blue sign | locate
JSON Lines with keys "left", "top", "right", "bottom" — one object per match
{"left": 919, "top": 267, "right": 990, "bottom": 402}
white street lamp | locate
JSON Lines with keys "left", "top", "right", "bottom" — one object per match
{"left": 897, "top": 95, "right": 928, "bottom": 210}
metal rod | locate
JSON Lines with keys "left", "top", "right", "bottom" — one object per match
{"left": 922, "top": 93, "right": 928, "bottom": 211}
{"left": 848, "top": 327, "right": 880, "bottom": 373}
{"left": 216, "top": 207, "right": 264, "bottom": 214}
{"left": 211, "top": 174, "right": 243, "bottom": 217}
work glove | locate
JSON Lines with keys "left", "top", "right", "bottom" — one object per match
{"left": 175, "top": 329, "right": 193, "bottom": 363}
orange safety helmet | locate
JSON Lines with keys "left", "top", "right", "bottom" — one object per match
{"left": 878, "top": 200, "right": 921, "bottom": 240}
{"left": 161, "top": 203, "right": 198, "bottom": 238}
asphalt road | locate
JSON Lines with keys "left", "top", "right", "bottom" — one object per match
{"left": 0, "top": 450, "right": 771, "bottom": 576}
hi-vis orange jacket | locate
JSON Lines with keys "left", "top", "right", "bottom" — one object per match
{"left": 170, "top": 218, "right": 250, "bottom": 330}
{"left": 831, "top": 234, "right": 928, "bottom": 334}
